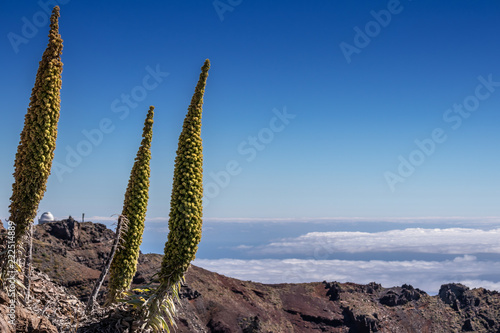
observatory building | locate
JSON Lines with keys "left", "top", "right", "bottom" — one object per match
{"left": 39, "top": 212, "right": 55, "bottom": 224}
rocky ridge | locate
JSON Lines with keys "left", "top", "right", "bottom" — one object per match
{"left": 1, "top": 219, "right": 499, "bottom": 332}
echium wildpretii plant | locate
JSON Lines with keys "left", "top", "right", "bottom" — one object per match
{"left": 141, "top": 59, "right": 210, "bottom": 332}
{"left": 107, "top": 106, "right": 155, "bottom": 303}
{"left": 8, "top": 6, "right": 63, "bottom": 249}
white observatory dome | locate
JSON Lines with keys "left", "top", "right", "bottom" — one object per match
{"left": 39, "top": 212, "right": 55, "bottom": 224}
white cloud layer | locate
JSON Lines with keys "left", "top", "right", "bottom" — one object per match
{"left": 255, "top": 228, "right": 500, "bottom": 256}
{"left": 194, "top": 255, "right": 500, "bottom": 295}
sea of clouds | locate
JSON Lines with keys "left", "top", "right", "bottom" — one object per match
{"left": 89, "top": 216, "right": 500, "bottom": 295}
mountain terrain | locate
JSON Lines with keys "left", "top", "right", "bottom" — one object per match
{"left": 1, "top": 218, "right": 500, "bottom": 332}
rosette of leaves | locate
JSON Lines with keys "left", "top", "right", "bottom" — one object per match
{"left": 107, "top": 106, "right": 154, "bottom": 303}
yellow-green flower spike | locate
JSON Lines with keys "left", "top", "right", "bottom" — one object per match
{"left": 107, "top": 106, "right": 155, "bottom": 303}
{"left": 144, "top": 60, "right": 210, "bottom": 329}
{"left": 9, "top": 6, "right": 63, "bottom": 247}
{"left": 162, "top": 59, "right": 209, "bottom": 289}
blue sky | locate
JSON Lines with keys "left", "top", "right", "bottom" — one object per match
{"left": 1, "top": 1, "right": 500, "bottom": 293}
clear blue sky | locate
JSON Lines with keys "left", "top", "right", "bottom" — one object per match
{"left": 1, "top": 0, "right": 500, "bottom": 221}
{"left": 2, "top": 1, "right": 500, "bottom": 293}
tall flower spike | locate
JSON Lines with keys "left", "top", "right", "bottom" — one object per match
{"left": 9, "top": 6, "right": 63, "bottom": 247}
{"left": 143, "top": 59, "right": 210, "bottom": 331}
{"left": 107, "top": 106, "right": 155, "bottom": 303}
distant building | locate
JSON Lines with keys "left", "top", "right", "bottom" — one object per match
{"left": 39, "top": 212, "right": 55, "bottom": 224}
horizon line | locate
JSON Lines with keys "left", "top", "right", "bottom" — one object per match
{"left": 2, "top": 215, "right": 499, "bottom": 225}
{"left": 81, "top": 215, "right": 500, "bottom": 224}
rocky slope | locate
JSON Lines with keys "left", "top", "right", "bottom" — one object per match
{"left": 1, "top": 219, "right": 500, "bottom": 332}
